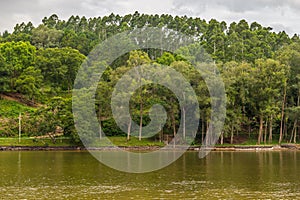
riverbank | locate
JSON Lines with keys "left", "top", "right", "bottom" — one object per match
{"left": 1, "top": 144, "right": 299, "bottom": 151}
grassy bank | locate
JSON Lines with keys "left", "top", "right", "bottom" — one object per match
{"left": 91, "top": 136, "right": 164, "bottom": 147}
{"left": 0, "top": 137, "right": 73, "bottom": 147}
{"left": 0, "top": 136, "right": 165, "bottom": 147}
{"left": 1, "top": 136, "right": 299, "bottom": 148}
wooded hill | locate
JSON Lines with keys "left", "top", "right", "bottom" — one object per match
{"left": 1, "top": 12, "right": 300, "bottom": 145}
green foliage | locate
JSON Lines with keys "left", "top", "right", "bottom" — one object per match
{"left": 156, "top": 52, "right": 176, "bottom": 66}
{"left": 0, "top": 99, "right": 35, "bottom": 137}
{"left": 1, "top": 13, "right": 300, "bottom": 146}
{"left": 31, "top": 25, "right": 63, "bottom": 48}
{"left": 16, "top": 66, "right": 43, "bottom": 100}
{"left": 30, "top": 97, "right": 77, "bottom": 139}
{"left": 35, "top": 47, "right": 85, "bottom": 91}
{"left": 0, "top": 99, "right": 35, "bottom": 118}
{"left": 0, "top": 41, "right": 36, "bottom": 92}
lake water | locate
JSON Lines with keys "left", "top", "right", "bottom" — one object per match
{"left": 0, "top": 151, "right": 299, "bottom": 199}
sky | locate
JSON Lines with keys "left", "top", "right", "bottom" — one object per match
{"left": 0, "top": 0, "right": 299, "bottom": 35}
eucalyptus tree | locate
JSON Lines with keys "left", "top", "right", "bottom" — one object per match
{"left": 42, "top": 14, "right": 60, "bottom": 29}
{"left": 95, "top": 81, "right": 112, "bottom": 140}
{"left": 221, "top": 61, "right": 252, "bottom": 144}
{"left": 126, "top": 50, "right": 151, "bottom": 140}
{"left": 251, "top": 59, "right": 289, "bottom": 144}
{"left": 170, "top": 61, "right": 202, "bottom": 141}
{"left": 109, "top": 65, "right": 133, "bottom": 140}
{"left": 31, "top": 25, "right": 63, "bottom": 48}
{"left": 276, "top": 43, "right": 300, "bottom": 143}
{"left": 201, "top": 19, "right": 226, "bottom": 62}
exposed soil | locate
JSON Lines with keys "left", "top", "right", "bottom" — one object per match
{"left": 0, "top": 93, "right": 40, "bottom": 107}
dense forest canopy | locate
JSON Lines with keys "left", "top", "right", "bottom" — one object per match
{"left": 1, "top": 12, "right": 300, "bottom": 145}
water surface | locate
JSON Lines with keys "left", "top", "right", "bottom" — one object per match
{"left": 0, "top": 151, "right": 299, "bottom": 199}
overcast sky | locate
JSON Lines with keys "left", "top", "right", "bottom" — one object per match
{"left": 0, "top": 0, "right": 299, "bottom": 35}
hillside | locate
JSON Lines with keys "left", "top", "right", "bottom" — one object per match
{"left": 0, "top": 95, "right": 35, "bottom": 136}
{"left": 0, "top": 13, "right": 300, "bottom": 145}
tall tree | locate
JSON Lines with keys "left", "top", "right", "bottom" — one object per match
{"left": 251, "top": 59, "right": 289, "bottom": 144}
{"left": 127, "top": 50, "right": 151, "bottom": 140}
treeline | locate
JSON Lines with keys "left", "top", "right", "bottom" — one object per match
{"left": 0, "top": 12, "right": 300, "bottom": 144}
{"left": 1, "top": 12, "right": 298, "bottom": 60}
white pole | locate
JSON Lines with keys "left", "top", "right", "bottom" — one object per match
{"left": 19, "top": 113, "right": 21, "bottom": 143}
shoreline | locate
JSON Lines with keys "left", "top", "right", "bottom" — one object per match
{"left": 0, "top": 144, "right": 299, "bottom": 151}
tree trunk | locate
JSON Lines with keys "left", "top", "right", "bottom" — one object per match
{"left": 159, "top": 129, "right": 162, "bottom": 143}
{"left": 201, "top": 118, "right": 205, "bottom": 145}
{"left": 264, "top": 120, "right": 268, "bottom": 144}
{"left": 295, "top": 121, "right": 298, "bottom": 144}
{"left": 99, "top": 122, "right": 102, "bottom": 140}
{"left": 182, "top": 107, "right": 186, "bottom": 140}
{"left": 230, "top": 125, "right": 234, "bottom": 144}
{"left": 161, "top": 128, "right": 164, "bottom": 143}
{"left": 290, "top": 120, "right": 297, "bottom": 143}
{"left": 279, "top": 81, "right": 287, "bottom": 144}
{"left": 283, "top": 117, "right": 288, "bottom": 141}
{"left": 213, "top": 41, "right": 216, "bottom": 55}
{"left": 18, "top": 113, "right": 21, "bottom": 143}
{"left": 166, "top": 133, "right": 169, "bottom": 145}
{"left": 171, "top": 109, "right": 176, "bottom": 147}
{"left": 139, "top": 101, "right": 143, "bottom": 141}
{"left": 220, "top": 131, "right": 224, "bottom": 145}
{"left": 290, "top": 121, "right": 295, "bottom": 143}
{"left": 127, "top": 119, "right": 131, "bottom": 141}
{"left": 248, "top": 123, "right": 251, "bottom": 138}
{"left": 205, "top": 121, "right": 209, "bottom": 145}
{"left": 258, "top": 116, "right": 263, "bottom": 145}
{"left": 295, "top": 90, "right": 300, "bottom": 143}
{"left": 68, "top": 85, "right": 70, "bottom": 94}
{"left": 98, "top": 105, "right": 102, "bottom": 140}
{"left": 268, "top": 115, "right": 273, "bottom": 144}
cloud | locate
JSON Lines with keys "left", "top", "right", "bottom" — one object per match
{"left": 0, "top": 0, "right": 299, "bottom": 36}
{"left": 171, "top": 0, "right": 300, "bottom": 35}
{"left": 0, "top": 0, "right": 174, "bottom": 33}
{"left": 172, "top": 0, "right": 300, "bottom": 14}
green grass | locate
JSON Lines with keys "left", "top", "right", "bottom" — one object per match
{"left": 1, "top": 131, "right": 297, "bottom": 148}
{"left": 0, "top": 136, "right": 164, "bottom": 147}
{"left": 91, "top": 136, "right": 165, "bottom": 147}
{"left": 0, "top": 99, "right": 35, "bottom": 118}
{"left": 0, "top": 137, "right": 73, "bottom": 147}
{"left": 1, "top": 136, "right": 299, "bottom": 148}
